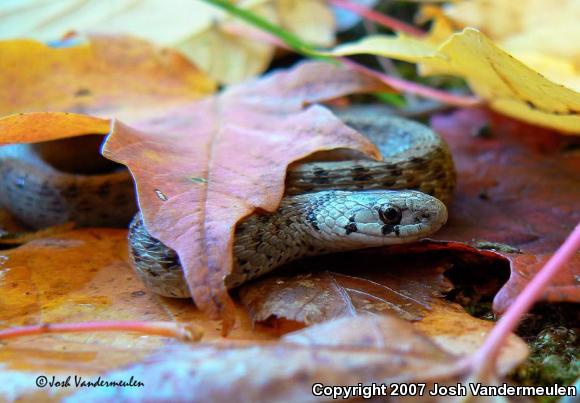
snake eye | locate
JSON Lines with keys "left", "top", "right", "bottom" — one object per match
{"left": 378, "top": 205, "right": 402, "bottom": 225}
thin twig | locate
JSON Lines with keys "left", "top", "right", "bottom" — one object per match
{"left": 0, "top": 321, "right": 204, "bottom": 342}
{"left": 329, "top": 0, "right": 426, "bottom": 37}
{"left": 470, "top": 222, "right": 580, "bottom": 379}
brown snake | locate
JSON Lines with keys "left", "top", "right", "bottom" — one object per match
{"left": 0, "top": 107, "right": 455, "bottom": 298}
{"left": 128, "top": 107, "right": 455, "bottom": 297}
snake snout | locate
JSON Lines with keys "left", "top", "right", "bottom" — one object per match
{"left": 409, "top": 195, "right": 448, "bottom": 235}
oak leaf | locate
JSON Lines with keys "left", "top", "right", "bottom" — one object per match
{"left": 101, "top": 61, "right": 387, "bottom": 331}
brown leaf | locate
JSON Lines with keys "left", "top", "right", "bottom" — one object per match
{"left": 431, "top": 108, "right": 580, "bottom": 312}
{"left": 237, "top": 243, "right": 526, "bottom": 371}
{"left": 239, "top": 253, "right": 454, "bottom": 324}
{"left": 65, "top": 315, "right": 527, "bottom": 402}
{"left": 102, "top": 61, "right": 387, "bottom": 330}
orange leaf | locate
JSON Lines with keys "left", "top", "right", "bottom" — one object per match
{"left": 0, "top": 35, "right": 215, "bottom": 123}
{"left": 103, "top": 61, "right": 387, "bottom": 331}
{"left": 0, "top": 112, "right": 110, "bottom": 145}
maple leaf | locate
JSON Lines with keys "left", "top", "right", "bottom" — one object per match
{"left": 101, "top": 61, "right": 387, "bottom": 331}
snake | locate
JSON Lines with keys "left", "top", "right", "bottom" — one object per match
{"left": 127, "top": 107, "right": 456, "bottom": 298}
{"left": 0, "top": 136, "right": 136, "bottom": 229}
{"left": 0, "top": 107, "right": 455, "bottom": 297}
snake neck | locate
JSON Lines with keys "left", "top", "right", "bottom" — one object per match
{"left": 230, "top": 191, "right": 339, "bottom": 287}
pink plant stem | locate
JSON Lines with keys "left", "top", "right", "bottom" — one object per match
{"left": 329, "top": 0, "right": 426, "bottom": 37}
{"left": 0, "top": 321, "right": 203, "bottom": 341}
{"left": 472, "top": 222, "right": 580, "bottom": 377}
{"left": 224, "top": 21, "right": 481, "bottom": 107}
{"left": 339, "top": 57, "right": 482, "bottom": 107}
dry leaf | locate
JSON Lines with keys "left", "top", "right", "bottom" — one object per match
{"left": 325, "top": 28, "right": 580, "bottom": 133}
{"left": 65, "top": 315, "right": 527, "bottom": 402}
{"left": 0, "top": 0, "right": 335, "bottom": 84}
{"left": 238, "top": 242, "right": 527, "bottom": 371}
{"left": 431, "top": 108, "right": 580, "bottom": 310}
{"left": 102, "top": 61, "right": 387, "bottom": 332}
{"left": 239, "top": 253, "right": 454, "bottom": 324}
{"left": 0, "top": 35, "right": 215, "bottom": 122}
{"left": 441, "top": 0, "right": 580, "bottom": 91}
{"left": 0, "top": 229, "right": 277, "bottom": 401}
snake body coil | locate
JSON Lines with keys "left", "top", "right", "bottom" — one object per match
{"left": 128, "top": 108, "right": 456, "bottom": 297}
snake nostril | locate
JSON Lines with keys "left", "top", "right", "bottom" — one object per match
{"left": 421, "top": 212, "right": 431, "bottom": 220}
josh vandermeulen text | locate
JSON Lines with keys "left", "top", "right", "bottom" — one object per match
{"left": 35, "top": 375, "right": 144, "bottom": 388}
{"left": 311, "top": 382, "right": 577, "bottom": 399}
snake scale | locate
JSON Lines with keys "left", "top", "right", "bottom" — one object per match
{"left": 0, "top": 107, "right": 455, "bottom": 298}
{"left": 128, "top": 107, "right": 455, "bottom": 298}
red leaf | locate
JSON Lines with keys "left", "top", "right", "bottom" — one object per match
{"left": 103, "top": 62, "right": 387, "bottom": 331}
{"left": 431, "top": 108, "right": 580, "bottom": 312}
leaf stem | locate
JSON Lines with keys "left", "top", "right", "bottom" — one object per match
{"left": 339, "top": 57, "right": 481, "bottom": 107}
{"left": 471, "top": 222, "right": 580, "bottom": 378}
{"left": 0, "top": 321, "right": 203, "bottom": 342}
{"left": 329, "top": 0, "right": 426, "bottom": 37}
{"left": 204, "top": 0, "right": 480, "bottom": 107}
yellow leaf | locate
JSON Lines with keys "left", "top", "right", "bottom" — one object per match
{"left": 0, "top": 113, "right": 110, "bottom": 145}
{"left": 0, "top": 0, "right": 336, "bottom": 85}
{"left": 0, "top": 35, "right": 215, "bottom": 122}
{"left": 327, "top": 28, "right": 580, "bottom": 134}
{"left": 441, "top": 0, "right": 580, "bottom": 92}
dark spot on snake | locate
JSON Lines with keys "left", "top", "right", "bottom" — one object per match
{"left": 306, "top": 212, "right": 320, "bottom": 231}
{"left": 410, "top": 157, "right": 425, "bottom": 165}
{"left": 312, "top": 167, "right": 330, "bottom": 184}
{"left": 382, "top": 179, "right": 396, "bottom": 187}
{"left": 344, "top": 222, "right": 358, "bottom": 235}
{"left": 352, "top": 165, "right": 372, "bottom": 181}
{"left": 390, "top": 168, "right": 402, "bottom": 176}
{"left": 394, "top": 225, "right": 400, "bottom": 236}
{"left": 382, "top": 224, "right": 394, "bottom": 235}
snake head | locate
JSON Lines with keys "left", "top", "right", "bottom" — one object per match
{"left": 326, "top": 190, "right": 448, "bottom": 246}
